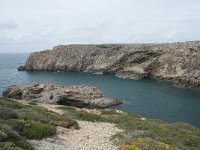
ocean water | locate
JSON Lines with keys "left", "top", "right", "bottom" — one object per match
{"left": 0, "top": 53, "right": 200, "bottom": 127}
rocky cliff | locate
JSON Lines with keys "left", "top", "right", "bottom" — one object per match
{"left": 20, "top": 41, "right": 200, "bottom": 89}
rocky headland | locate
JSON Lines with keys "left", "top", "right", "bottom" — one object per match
{"left": 3, "top": 84, "right": 122, "bottom": 108}
{"left": 19, "top": 41, "right": 200, "bottom": 89}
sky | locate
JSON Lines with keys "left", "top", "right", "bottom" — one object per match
{"left": 0, "top": 0, "right": 200, "bottom": 53}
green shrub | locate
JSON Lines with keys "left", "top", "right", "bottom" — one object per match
{"left": 76, "top": 110, "right": 104, "bottom": 122}
{"left": 59, "top": 106, "right": 104, "bottom": 122}
{"left": 0, "top": 129, "right": 8, "bottom": 141}
{"left": 119, "top": 144, "right": 141, "bottom": 150}
{"left": 0, "top": 142, "right": 23, "bottom": 150}
{"left": 0, "top": 120, "right": 56, "bottom": 140}
{"left": 0, "top": 98, "right": 24, "bottom": 109}
{"left": 15, "top": 105, "right": 79, "bottom": 129}
{"left": 23, "top": 121, "right": 56, "bottom": 140}
{"left": 0, "top": 123, "right": 34, "bottom": 150}
{"left": 120, "top": 137, "right": 180, "bottom": 150}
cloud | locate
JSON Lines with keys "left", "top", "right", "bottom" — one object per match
{"left": 0, "top": 0, "right": 200, "bottom": 53}
{"left": 0, "top": 20, "right": 18, "bottom": 30}
{"left": 165, "top": 30, "right": 182, "bottom": 40}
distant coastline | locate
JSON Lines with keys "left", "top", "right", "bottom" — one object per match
{"left": 19, "top": 40, "right": 200, "bottom": 90}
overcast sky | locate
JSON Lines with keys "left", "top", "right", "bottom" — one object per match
{"left": 0, "top": 0, "right": 200, "bottom": 53}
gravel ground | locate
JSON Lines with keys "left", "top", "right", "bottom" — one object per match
{"left": 28, "top": 103, "right": 123, "bottom": 150}
{"left": 29, "top": 120, "right": 122, "bottom": 150}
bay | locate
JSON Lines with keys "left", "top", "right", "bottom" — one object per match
{"left": 0, "top": 53, "right": 200, "bottom": 127}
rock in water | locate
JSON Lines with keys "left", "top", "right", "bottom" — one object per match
{"left": 21, "top": 41, "right": 200, "bottom": 89}
{"left": 17, "top": 66, "right": 26, "bottom": 71}
{"left": 3, "top": 84, "right": 122, "bottom": 108}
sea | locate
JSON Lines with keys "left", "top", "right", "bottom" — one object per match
{"left": 0, "top": 53, "right": 200, "bottom": 127}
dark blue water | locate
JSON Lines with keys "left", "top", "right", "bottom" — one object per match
{"left": 0, "top": 53, "right": 200, "bottom": 127}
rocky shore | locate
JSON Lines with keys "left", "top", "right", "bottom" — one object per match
{"left": 19, "top": 41, "right": 200, "bottom": 89}
{"left": 3, "top": 84, "right": 122, "bottom": 108}
{"left": 1, "top": 96, "right": 200, "bottom": 150}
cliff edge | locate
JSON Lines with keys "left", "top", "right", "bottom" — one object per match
{"left": 20, "top": 41, "right": 200, "bottom": 89}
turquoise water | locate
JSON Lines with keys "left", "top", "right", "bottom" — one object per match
{"left": 0, "top": 53, "right": 200, "bottom": 127}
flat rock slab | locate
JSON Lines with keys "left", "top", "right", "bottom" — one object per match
{"left": 3, "top": 84, "right": 122, "bottom": 108}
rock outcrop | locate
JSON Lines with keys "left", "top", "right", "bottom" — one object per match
{"left": 19, "top": 41, "right": 200, "bottom": 89}
{"left": 3, "top": 84, "right": 122, "bottom": 108}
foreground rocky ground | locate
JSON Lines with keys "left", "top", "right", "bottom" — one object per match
{"left": 1, "top": 97, "right": 200, "bottom": 150}
{"left": 17, "top": 101, "right": 122, "bottom": 150}
{"left": 19, "top": 41, "right": 200, "bottom": 89}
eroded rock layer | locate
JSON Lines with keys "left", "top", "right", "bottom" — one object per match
{"left": 20, "top": 41, "right": 200, "bottom": 88}
{"left": 3, "top": 84, "right": 122, "bottom": 108}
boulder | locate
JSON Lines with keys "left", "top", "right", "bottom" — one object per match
{"left": 18, "top": 66, "right": 26, "bottom": 71}
{"left": 3, "top": 86, "right": 23, "bottom": 99}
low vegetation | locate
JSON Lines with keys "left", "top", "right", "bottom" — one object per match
{"left": 59, "top": 106, "right": 200, "bottom": 150}
{"left": 1, "top": 97, "right": 200, "bottom": 150}
{"left": 0, "top": 97, "right": 79, "bottom": 150}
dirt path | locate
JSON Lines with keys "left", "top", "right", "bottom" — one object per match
{"left": 25, "top": 102, "right": 123, "bottom": 150}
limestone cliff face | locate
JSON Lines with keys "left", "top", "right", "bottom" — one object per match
{"left": 21, "top": 41, "right": 200, "bottom": 89}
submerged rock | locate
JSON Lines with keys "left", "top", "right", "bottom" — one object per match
{"left": 3, "top": 84, "right": 122, "bottom": 108}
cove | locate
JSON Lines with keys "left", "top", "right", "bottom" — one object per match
{"left": 0, "top": 53, "right": 200, "bottom": 127}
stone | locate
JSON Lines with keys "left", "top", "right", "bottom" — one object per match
{"left": 3, "top": 86, "right": 23, "bottom": 99}
{"left": 116, "top": 66, "right": 149, "bottom": 80}
{"left": 3, "top": 84, "right": 122, "bottom": 108}
{"left": 18, "top": 66, "right": 26, "bottom": 71}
